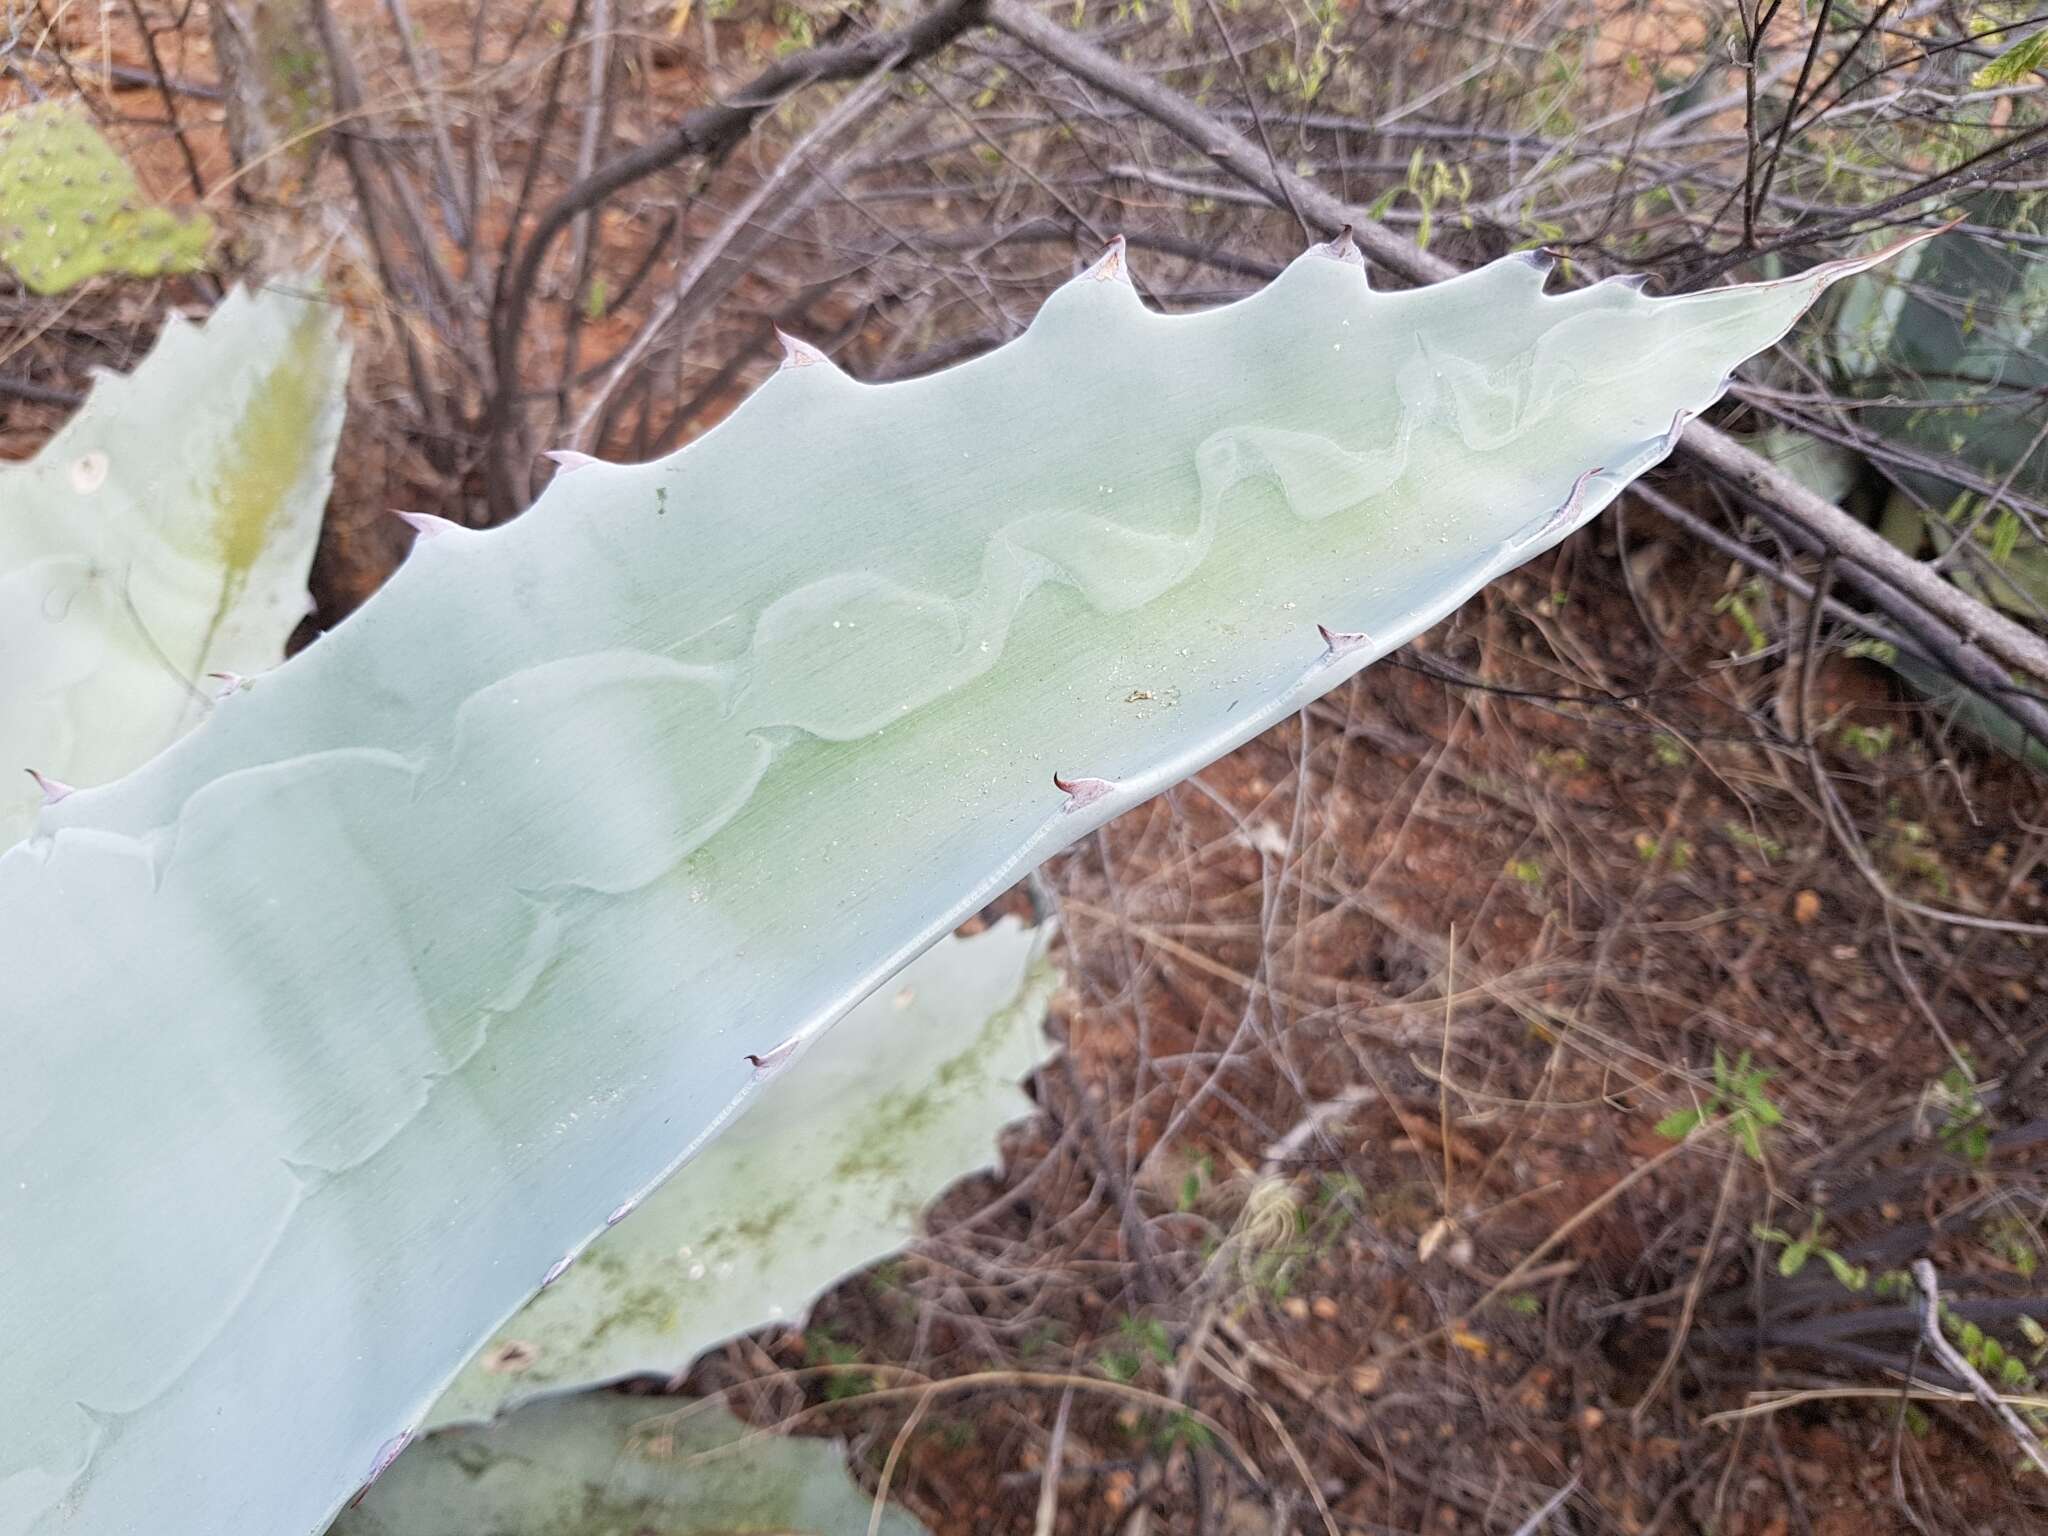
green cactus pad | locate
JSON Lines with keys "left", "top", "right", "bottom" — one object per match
{"left": 0, "top": 102, "right": 213, "bottom": 293}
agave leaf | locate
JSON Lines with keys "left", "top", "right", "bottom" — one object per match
{"left": 0, "top": 103, "right": 213, "bottom": 294}
{"left": 1822, "top": 215, "right": 2048, "bottom": 759}
{"left": 1749, "top": 424, "right": 1863, "bottom": 509}
{"left": 332, "top": 1392, "right": 928, "bottom": 1536}
{"left": 0, "top": 282, "right": 348, "bottom": 846}
{"left": 1923, "top": 506, "right": 2048, "bottom": 620}
{"left": 1888, "top": 650, "right": 2048, "bottom": 775}
{"left": 0, "top": 235, "right": 1919, "bottom": 1536}
{"left": 1832, "top": 211, "right": 2048, "bottom": 613}
{"left": 427, "top": 919, "right": 1055, "bottom": 1428}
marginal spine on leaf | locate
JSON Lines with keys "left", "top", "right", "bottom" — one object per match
{"left": 1053, "top": 772, "right": 1115, "bottom": 812}
{"left": 1082, "top": 234, "right": 1130, "bottom": 285}
{"left": 206, "top": 670, "right": 253, "bottom": 700}
{"left": 543, "top": 449, "right": 602, "bottom": 475}
{"left": 540, "top": 1254, "right": 574, "bottom": 1288}
{"left": 347, "top": 1430, "right": 413, "bottom": 1509}
{"left": 1317, "top": 623, "right": 1372, "bottom": 659}
{"left": 1659, "top": 409, "right": 1692, "bottom": 454}
{"left": 1312, "top": 226, "right": 1365, "bottom": 270}
{"left": 1516, "top": 465, "right": 1604, "bottom": 547}
{"left": 605, "top": 1201, "right": 636, "bottom": 1227}
{"left": 746, "top": 1035, "right": 801, "bottom": 1072}
{"left": 392, "top": 509, "right": 461, "bottom": 540}
{"left": 775, "top": 329, "right": 830, "bottom": 370}
{"left": 24, "top": 768, "right": 73, "bottom": 804}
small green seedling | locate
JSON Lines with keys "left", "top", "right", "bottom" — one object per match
{"left": 1835, "top": 722, "right": 1896, "bottom": 761}
{"left": 1633, "top": 831, "right": 1694, "bottom": 871}
{"left": 1657, "top": 1049, "right": 1783, "bottom": 1163}
{"left": 1928, "top": 1056, "right": 1996, "bottom": 1164}
{"left": 1987, "top": 1218, "right": 2042, "bottom": 1281}
{"left": 1712, "top": 579, "right": 1770, "bottom": 655}
{"left": 1751, "top": 1213, "right": 1869, "bottom": 1291}
{"left": 1722, "top": 820, "right": 1787, "bottom": 861}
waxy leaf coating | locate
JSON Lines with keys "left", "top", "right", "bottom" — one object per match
{"left": 0, "top": 235, "right": 1913, "bottom": 1536}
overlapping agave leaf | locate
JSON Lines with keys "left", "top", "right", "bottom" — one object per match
{"left": 0, "top": 102, "right": 213, "bottom": 293}
{"left": 1834, "top": 212, "right": 2048, "bottom": 617}
{"left": 0, "top": 282, "right": 349, "bottom": 844}
{"left": 0, "top": 233, "right": 1922, "bottom": 1536}
{"left": 426, "top": 918, "right": 1055, "bottom": 1429}
{"left": 333, "top": 1393, "right": 928, "bottom": 1536}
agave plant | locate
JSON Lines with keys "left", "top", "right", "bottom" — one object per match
{"left": 0, "top": 282, "right": 349, "bottom": 845}
{"left": 0, "top": 230, "right": 1922, "bottom": 1536}
{"left": 329, "top": 917, "right": 1051, "bottom": 1531}
{"left": 1835, "top": 209, "right": 2048, "bottom": 620}
{"left": 335, "top": 1393, "right": 930, "bottom": 1536}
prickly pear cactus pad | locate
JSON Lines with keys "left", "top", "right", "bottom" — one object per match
{"left": 0, "top": 233, "right": 1920, "bottom": 1536}
{"left": 0, "top": 283, "right": 350, "bottom": 846}
{"left": 426, "top": 919, "right": 1055, "bottom": 1430}
{"left": 0, "top": 102, "right": 213, "bottom": 293}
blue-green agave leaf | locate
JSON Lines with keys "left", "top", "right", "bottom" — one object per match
{"left": 425, "top": 918, "right": 1054, "bottom": 1428}
{"left": 0, "top": 282, "right": 349, "bottom": 846}
{"left": 0, "top": 232, "right": 1919, "bottom": 1536}
{"left": 333, "top": 1392, "right": 928, "bottom": 1536}
{"left": 1832, "top": 213, "right": 2048, "bottom": 617}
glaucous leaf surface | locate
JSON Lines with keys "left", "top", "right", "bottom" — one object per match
{"left": 1835, "top": 212, "right": 2048, "bottom": 617}
{"left": 0, "top": 236, "right": 1908, "bottom": 1536}
{"left": 332, "top": 1393, "right": 927, "bottom": 1536}
{"left": 0, "top": 282, "right": 348, "bottom": 844}
{"left": 0, "top": 103, "right": 214, "bottom": 293}
{"left": 426, "top": 919, "right": 1054, "bottom": 1427}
